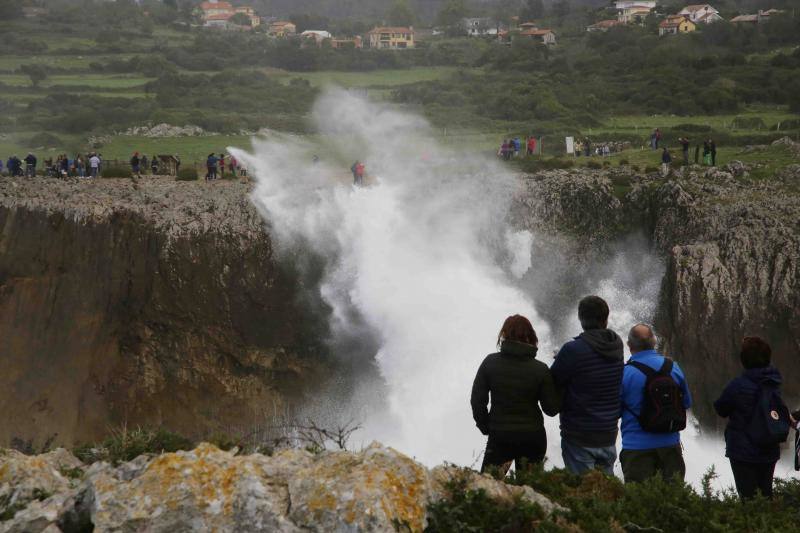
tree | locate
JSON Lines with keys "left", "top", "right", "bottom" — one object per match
{"left": 229, "top": 12, "right": 251, "bottom": 26}
{"left": 437, "top": 0, "right": 467, "bottom": 30}
{"left": 520, "top": 0, "right": 544, "bottom": 22}
{"left": 386, "top": 0, "right": 415, "bottom": 26}
{"left": 20, "top": 65, "right": 47, "bottom": 88}
{"left": 0, "top": 0, "right": 21, "bottom": 19}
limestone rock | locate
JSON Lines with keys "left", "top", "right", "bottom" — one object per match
{"left": 288, "top": 442, "right": 430, "bottom": 532}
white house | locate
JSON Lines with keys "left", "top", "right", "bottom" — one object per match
{"left": 678, "top": 4, "right": 723, "bottom": 24}
{"left": 462, "top": 18, "right": 498, "bottom": 37}
{"left": 301, "top": 30, "right": 332, "bottom": 46}
{"left": 617, "top": 4, "right": 656, "bottom": 23}
{"left": 614, "top": 1, "right": 656, "bottom": 9}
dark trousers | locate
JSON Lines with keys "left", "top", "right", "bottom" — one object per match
{"left": 481, "top": 430, "right": 546, "bottom": 475}
{"left": 730, "top": 460, "right": 776, "bottom": 499}
{"left": 620, "top": 445, "right": 685, "bottom": 484}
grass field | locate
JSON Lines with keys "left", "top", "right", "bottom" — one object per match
{"left": 0, "top": 73, "right": 154, "bottom": 89}
{"left": 270, "top": 66, "right": 466, "bottom": 89}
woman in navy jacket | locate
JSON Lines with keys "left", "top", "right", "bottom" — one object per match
{"left": 714, "top": 336, "right": 784, "bottom": 499}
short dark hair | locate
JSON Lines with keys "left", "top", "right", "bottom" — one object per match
{"left": 578, "top": 296, "right": 609, "bottom": 330}
{"left": 497, "top": 314, "right": 538, "bottom": 348}
{"left": 740, "top": 336, "right": 771, "bottom": 369}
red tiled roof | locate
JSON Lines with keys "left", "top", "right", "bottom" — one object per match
{"left": 520, "top": 29, "right": 554, "bottom": 36}
{"left": 200, "top": 1, "right": 232, "bottom": 11}
{"left": 368, "top": 27, "right": 414, "bottom": 34}
{"left": 205, "top": 13, "right": 233, "bottom": 21}
{"left": 590, "top": 19, "right": 621, "bottom": 28}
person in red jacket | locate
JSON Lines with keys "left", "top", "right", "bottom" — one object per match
{"left": 527, "top": 137, "right": 537, "bottom": 156}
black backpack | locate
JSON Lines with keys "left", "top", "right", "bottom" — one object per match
{"left": 747, "top": 384, "right": 790, "bottom": 447}
{"left": 628, "top": 358, "right": 687, "bottom": 433}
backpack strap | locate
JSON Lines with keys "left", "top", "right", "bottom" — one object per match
{"left": 628, "top": 360, "right": 656, "bottom": 378}
{"left": 658, "top": 358, "right": 674, "bottom": 376}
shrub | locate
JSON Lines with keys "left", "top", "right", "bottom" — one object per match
{"left": 176, "top": 167, "right": 198, "bottom": 181}
{"left": 644, "top": 165, "right": 659, "bottom": 173}
{"left": 74, "top": 426, "right": 194, "bottom": 465}
{"left": 586, "top": 160, "right": 602, "bottom": 169}
{"left": 618, "top": 158, "right": 629, "bottom": 166}
{"left": 101, "top": 165, "right": 132, "bottom": 179}
{"left": 519, "top": 157, "right": 574, "bottom": 173}
{"left": 425, "top": 468, "right": 547, "bottom": 532}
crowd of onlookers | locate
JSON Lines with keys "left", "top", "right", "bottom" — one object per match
{"left": 473, "top": 297, "right": 799, "bottom": 500}
{"left": 3, "top": 152, "right": 106, "bottom": 179}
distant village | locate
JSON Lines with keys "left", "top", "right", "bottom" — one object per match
{"left": 21, "top": 0, "right": 789, "bottom": 50}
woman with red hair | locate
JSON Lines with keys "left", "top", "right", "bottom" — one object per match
{"left": 471, "top": 314, "right": 560, "bottom": 476}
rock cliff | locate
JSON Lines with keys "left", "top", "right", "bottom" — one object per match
{"left": 518, "top": 164, "right": 800, "bottom": 425}
{"left": 0, "top": 177, "right": 327, "bottom": 450}
{"left": 0, "top": 443, "right": 559, "bottom": 532}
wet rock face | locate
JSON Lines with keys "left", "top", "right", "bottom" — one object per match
{"left": 0, "top": 443, "right": 560, "bottom": 532}
{"left": 517, "top": 166, "right": 800, "bottom": 424}
{"left": 0, "top": 177, "right": 328, "bottom": 450}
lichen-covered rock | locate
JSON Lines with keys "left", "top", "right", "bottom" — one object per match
{"left": 85, "top": 443, "right": 304, "bottom": 532}
{"left": 1, "top": 443, "right": 561, "bottom": 532}
{"left": 0, "top": 448, "right": 84, "bottom": 532}
{"left": 288, "top": 442, "right": 430, "bottom": 532}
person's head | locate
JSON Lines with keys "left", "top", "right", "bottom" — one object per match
{"left": 497, "top": 314, "right": 538, "bottom": 348}
{"left": 627, "top": 323, "right": 657, "bottom": 354}
{"left": 578, "top": 295, "right": 609, "bottom": 331}
{"left": 740, "top": 336, "right": 771, "bottom": 369}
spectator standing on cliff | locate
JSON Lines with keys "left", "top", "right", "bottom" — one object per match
{"left": 661, "top": 147, "right": 672, "bottom": 177}
{"left": 620, "top": 324, "right": 691, "bottom": 484}
{"left": 471, "top": 315, "right": 560, "bottom": 476}
{"left": 74, "top": 155, "right": 85, "bottom": 178}
{"left": 206, "top": 153, "right": 218, "bottom": 181}
{"left": 679, "top": 137, "right": 690, "bottom": 166}
{"left": 229, "top": 156, "right": 238, "bottom": 176}
{"left": 702, "top": 140, "right": 711, "bottom": 165}
{"left": 141, "top": 154, "right": 148, "bottom": 173}
{"left": 24, "top": 153, "right": 37, "bottom": 178}
{"left": 175, "top": 155, "right": 181, "bottom": 175}
{"left": 150, "top": 155, "right": 158, "bottom": 175}
{"left": 551, "top": 296, "right": 624, "bottom": 475}
{"left": 710, "top": 139, "right": 717, "bottom": 166}
{"left": 714, "top": 337, "right": 790, "bottom": 500}
{"left": 527, "top": 136, "right": 537, "bottom": 156}
{"left": 513, "top": 137, "right": 521, "bottom": 158}
{"left": 130, "top": 152, "right": 141, "bottom": 178}
{"left": 218, "top": 153, "right": 226, "bottom": 178}
{"left": 89, "top": 153, "right": 100, "bottom": 178}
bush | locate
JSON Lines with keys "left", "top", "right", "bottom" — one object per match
{"left": 176, "top": 167, "right": 198, "bottom": 181}
{"left": 518, "top": 157, "right": 574, "bottom": 173}
{"left": 74, "top": 426, "right": 194, "bottom": 465}
{"left": 101, "top": 165, "right": 132, "bottom": 178}
{"left": 618, "top": 158, "right": 629, "bottom": 166}
{"left": 586, "top": 160, "right": 602, "bottom": 169}
{"left": 425, "top": 468, "right": 547, "bottom": 532}
{"left": 644, "top": 165, "right": 659, "bottom": 173}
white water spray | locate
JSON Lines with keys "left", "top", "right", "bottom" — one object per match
{"left": 233, "top": 89, "right": 795, "bottom": 488}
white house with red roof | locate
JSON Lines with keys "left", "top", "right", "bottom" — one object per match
{"left": 678, "top": 4, "right": 723, "bottom": 24}
{"left": 198, "top": 0, "right": 260, "bottom": 28}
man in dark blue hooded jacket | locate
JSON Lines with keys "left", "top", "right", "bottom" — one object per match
{"left": 551, "top": 295, "right": 624, "bottom": 475}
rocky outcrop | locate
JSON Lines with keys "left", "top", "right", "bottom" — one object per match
{"left": 0, "top": 177, "right": 327, "bottom": 450}
{"left": 518, "top": 164, "right": 800, "bottom": 425}
{"left": 0, "top": 443, "right": 560, "bottom": 532}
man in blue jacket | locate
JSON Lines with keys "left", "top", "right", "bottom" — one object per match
{"left": 551, "top": 296, "right": 624, "bottom": 475}
{"left": 620, "top": 323, "right": 692, "bottom": 483}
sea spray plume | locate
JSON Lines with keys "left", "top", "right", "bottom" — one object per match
{"left": 233, "top": 88, "right": 547, "bottom": 465}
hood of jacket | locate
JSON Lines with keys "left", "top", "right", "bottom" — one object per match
{"left": 578, "top": 329, "right": 624, "bottom": 361}
{"left": 500, "top": 340, "right": 538, "bottom": 358}
{"left": 743, "top": 366, "right": 782, "bottom": 386}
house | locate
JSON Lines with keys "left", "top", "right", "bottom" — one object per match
{"left": 367, "top": 27, "right": 415, "bottom": 49}
{"left": 519, "top": 27, "right": 556, "bottom": 45}
{"left": 614, "top": 1, "right": 656, "bottom": 9}
{"left": 462, "top": 17, "right": 498, "bottom": 36}
{"left": 199, "top": 1, "right": 260, "bottom": 29}
{"left": 678, "top": 4, "right": 723, "bottom": 24}
{"left": 618, "top": 5, "right": 655, "bottom": 24}
{"left": 658, "top": 15, "right": 696, "bottom": 35}
{"left": 301, "top": 30, "right": 333, "bottom": 47}
{"left": 330, "top": 36, "right": 363, "bottom": 49}
{"left": 587, "top": 19, "right": 622, "bottom": 32}
{"left": 730, "top": 14, "right": 759, "bottom": 25}
{"left": 268, "top": 21, "right": 297, "bottom": 37}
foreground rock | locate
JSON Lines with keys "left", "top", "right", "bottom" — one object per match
{"left": 0, "top": 443, "right": 560, "bottom": 532}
